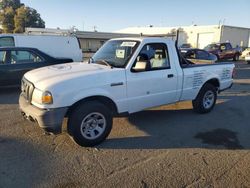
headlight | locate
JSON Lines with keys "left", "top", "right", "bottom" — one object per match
{"left": 32, "top": 89, "right": 53, "bottom": 105}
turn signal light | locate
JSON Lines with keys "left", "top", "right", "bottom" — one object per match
{"left": 42, "top": 91, "right": 53, "bottom": 104}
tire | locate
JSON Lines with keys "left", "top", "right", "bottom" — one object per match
{"left": 67, "top": 101, "right": 113, "bottom": 147}
{"left": 247, "top": 61, "right": 250, "bottom": 64}
{"left": 233, "top": 54, "right": 239, "bottom": 61}
{"left": 192, "top": 83, "right": 217, "bottom": 114}
{"left": 216, "top": 55, "right": 220, "bottom": 61}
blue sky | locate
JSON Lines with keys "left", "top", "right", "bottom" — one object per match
{"left": 22, "top": 0, "right": 250, "bottom": 32}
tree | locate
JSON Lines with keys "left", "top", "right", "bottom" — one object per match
{"left": 0, "top": 0, "right": 45, "bottom": 33}
{"left": 0, "top": 0, "right": 21, "bottom": 10}
{"left": 14, "top": 6, "right": 45, "bottom": 33}
{"left": 0, "top": 6, "right": 15, "bottom": 33}
{"left": 25, "top": 7, "right": 45, "bottom": 28}
{"left": 13, "top": 5, "right": 26, "bottom": 33}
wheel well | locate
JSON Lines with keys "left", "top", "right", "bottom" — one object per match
{"left": 66, "top": 96, "right": 118, "bottom": 117}
{"left": 204, "top": 79, "right": 220, "bottom": 90}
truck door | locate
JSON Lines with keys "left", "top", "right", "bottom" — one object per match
{"left": 126, "top": 43, "right": 178, "bottom": 113}
{"left": 0, "top": 50, "right": 12, "bottom": 86}
{"left": 225, "top": 43, "right": 234, "bottom": 59}
{"left": 219, "top": 43, "right": 228, "bottom": 59}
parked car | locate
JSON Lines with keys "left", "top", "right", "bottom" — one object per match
{"left": 180, "top": 43, "right": 192, "bottom": 48}
{"left": 245, "top": 54, "right": 250, "bottom": 64}
{"left": 0, "top": 47, "right": 73, "bottom": 87}
{"left": 204, "top": 42, "right": 241, "bottom": 61}
{"left": 0, "top": 34, "right": 83, "bottom": 61}
{"left": 181, "top": 48, "right": 217, "bottom": 64}
{"left": 19, "top": 37, "right": 235, "bottom": 147}
{"left": 179, "top": 43, "right": 192, "bottom": 51}
{"left": 241, "top": 47, "right": 250, "bottom": 57}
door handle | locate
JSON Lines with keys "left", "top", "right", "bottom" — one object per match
{"left": 167, "top": 74, "right": 174, "bottom": 78}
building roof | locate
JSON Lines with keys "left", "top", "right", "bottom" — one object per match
{"left": 115, "top": 24, "right": 250, "bottom": 34}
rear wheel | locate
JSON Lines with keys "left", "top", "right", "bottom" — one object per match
{"left": 192, "top": 83, "right": 217, "bottom": 114}
{"left": 233, "top": 54, "right": 239, "bottom": 61}
{"left": 67, "top": 101, "right": 113, "bottom": 147}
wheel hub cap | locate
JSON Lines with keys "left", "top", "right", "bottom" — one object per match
{"left": 80, "top": 112, "right": 106, "bottom": 140}
{"left": 203, "top": 91, "right": 215, "bottom": 109}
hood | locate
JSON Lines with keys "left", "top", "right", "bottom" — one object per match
{"left": 24, "top": 62, "right": 113, "bottom": 88}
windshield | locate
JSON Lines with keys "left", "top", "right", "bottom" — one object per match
{"left": 204, "top": 44, "right": 219, "bottom": 51}
{"left": 92, "top": 40, "right": 140, "bottom": 68}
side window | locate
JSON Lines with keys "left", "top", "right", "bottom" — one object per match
{"left": 196, "top": 50, "right": 208, "bottom": 59}
{"left": 10, "top": 50, "right": 42, "bottom": 64}
{"left": 133, "top": 43, "right": 170, "bottom": 71}
{"left": 0, "top": 37, "right": 15, "bottom": 47}
{"left": 0, "top": 51, "right": 7, "bottom": 64}
{"left": 225, "top": 43, "right": 232, "bottom": 50}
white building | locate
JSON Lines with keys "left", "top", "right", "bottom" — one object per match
{"left": 116, "top": 25, "right": 250, "bottom": 48}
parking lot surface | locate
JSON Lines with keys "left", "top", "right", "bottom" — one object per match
{"left": 0, "top": 61, "right": 250, "bottom": 188}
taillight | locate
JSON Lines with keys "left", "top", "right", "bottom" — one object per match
{"left": 232, "top": 68, "right": 236, "bottom": 78}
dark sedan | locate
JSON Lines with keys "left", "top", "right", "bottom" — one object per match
{"left": 0, "top": 47, "right": 73, "bottom": 87}
{"left": 180, "top": 48, "right": 217, "bottom": 64}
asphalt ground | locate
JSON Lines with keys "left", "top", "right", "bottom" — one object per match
{"left": 0, "top": 61, "right": 250, "bottom": 188}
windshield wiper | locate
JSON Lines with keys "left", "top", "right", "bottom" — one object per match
{"left": 93, "top": 59, "right": 113, "bottom": 68}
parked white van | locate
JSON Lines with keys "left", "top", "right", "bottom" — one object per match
{"left": 0, "top": 34, "right": 83, "bottom": 62}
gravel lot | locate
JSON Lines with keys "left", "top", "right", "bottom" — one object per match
{"left": 0, "top": 61, "right": 250, "bottom": 188}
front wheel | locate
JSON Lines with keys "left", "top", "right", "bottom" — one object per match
{"left": 67, "top": 101, "right": 113, "bottom": 147}
{"left": 192, "top": 83, "right": 217, "bottom": 114}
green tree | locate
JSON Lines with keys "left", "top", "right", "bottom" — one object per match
{"left": 0, "top": 0, "right": 21, "bottom": 10}
{"left": 13, "top": 5, "right": 26, "bottom": 33}
{"left": 25, "top": 7, "right": 45, "bottom": 28}
{"left": 0, "top": 6, "right": 15, "bottom": 33}
{"left": 0, "top": 0, "right": 45, "bottom": 33}
{"left": 14, "top": 6, "right": 45, "bottom": 33}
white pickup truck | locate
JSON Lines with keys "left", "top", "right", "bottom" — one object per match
{"left": 19, "top": 37, "right": 235, "bottom": 147}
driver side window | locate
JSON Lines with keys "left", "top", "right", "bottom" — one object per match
{"left": 132, "top": 43, "right": 170, "bottom": 72}
{"left": 0, "top": 51, "right": 7, "bottom": 64}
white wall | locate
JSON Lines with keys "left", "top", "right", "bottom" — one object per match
{"left": 220, "top": 26, "right": 250, "bottom": 47}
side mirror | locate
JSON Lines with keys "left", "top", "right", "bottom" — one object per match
{"left": 220, "top": 46, "right": 226, "bottom": 51}
{"left": 132, "top": 61, "right": 147, "bottom": 72}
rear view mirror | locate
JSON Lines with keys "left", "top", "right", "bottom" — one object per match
{"left": 132, "top": 61, "right": 147, "bottom": 72}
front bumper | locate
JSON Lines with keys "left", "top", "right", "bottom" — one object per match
{"left": 245, "top": 56, "right": 250, "bottom": 61}
{"left": 19, "top": 94, "right": 68, "bottom": 134}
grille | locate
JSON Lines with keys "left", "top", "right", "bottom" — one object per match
{"left": 21, "top": 78, "right": 34, "bottom": 103}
